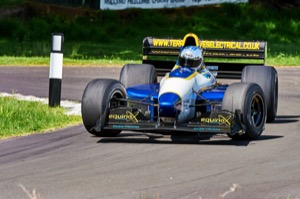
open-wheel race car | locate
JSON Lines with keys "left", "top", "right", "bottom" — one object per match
{"left": 81, "top": 33, "right": 278, "bottom": 141}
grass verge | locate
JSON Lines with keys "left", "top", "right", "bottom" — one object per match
{"left": 0, "top": 54, "right": 298, "bottom": 67}
{"left": 0, "top": 56, "right": 139, "bottom": 67}
{"left": 0, "top": 96, "right": 81, "bottom": 140}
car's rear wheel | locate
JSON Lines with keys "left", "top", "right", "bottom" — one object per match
{"left": 81, "top": 79, "right": 127, "bottom": 137}
{"left": 119, "top": 64, "right": 157, "bottom": 88}
{"left": 222, "top": 83, "right": 266, "bottom": 140}
{"left": 242, "top": 65, "right": 278, "bottom": 123}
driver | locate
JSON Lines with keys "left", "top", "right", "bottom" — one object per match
{"left": 176, "top": 46, "right": 206, "bottom": 73}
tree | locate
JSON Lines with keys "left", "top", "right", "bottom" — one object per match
{"left": 249, "top": 0, "right": 300, "bottom": 7}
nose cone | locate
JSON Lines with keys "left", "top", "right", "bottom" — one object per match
{"left": 159, "top": 93, "right": 181, "bottom": 117}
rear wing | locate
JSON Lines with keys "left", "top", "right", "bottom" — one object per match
{"left": 142, "top": 33, "right": 267, "bottom": 78}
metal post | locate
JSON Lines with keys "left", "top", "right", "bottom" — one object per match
{"left": 49, "top": 33, "right": 64, "bottom": 107}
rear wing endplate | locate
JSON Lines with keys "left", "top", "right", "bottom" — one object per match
{"left": 142, "top": 34, "right": 267, "bottom": 78}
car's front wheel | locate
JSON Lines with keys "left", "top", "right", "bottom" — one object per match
{"left": 81, "top": 79, "right": 127, "bottom": 137}
{"left": 222, "top": 83, "right": 266, "bottom": 140}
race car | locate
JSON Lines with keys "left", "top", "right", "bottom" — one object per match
{"left": 81, "top": 33, "right": 278, "bottom": 141}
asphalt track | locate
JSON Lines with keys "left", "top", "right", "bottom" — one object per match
{"left": 0, "top": 66, "right": 299, "bottom": 199}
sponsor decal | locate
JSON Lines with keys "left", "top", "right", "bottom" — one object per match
{"left": 200, "top": 114, "right": 232, "bottom": 126}
{"left": 200, "top": 41, "right": 263, "bottom": 50}
{"left": 151, "top": 39, "right": 263, "bottom": 51}
{"left": 153, "top": 39, "right": 184, "bottom": 47}
{"left": 109, "top": 111, "right": 139, "bottom": 123}
{"left": 193, "top": 127, "right": 221, "bottom": 132}
{"left": 204, "top": 52, "right": 261, "bottom": 58}
{"left": 151, "top": 50, "right": 179, "bottom": 55}
{"left": 112, "top": 124, "right": 140, "bottom": 129}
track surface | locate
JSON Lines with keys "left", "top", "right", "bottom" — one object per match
{"left": 0, "top": 66, "right": 299, "bottom": 199}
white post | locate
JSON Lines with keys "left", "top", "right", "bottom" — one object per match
{"left": 49, "top": 33, "right": 64, "bottom": 107}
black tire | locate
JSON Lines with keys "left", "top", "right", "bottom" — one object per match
{"left": 119, "top": 64, "right": 157, "bottom": 88}
{"left": 81, "top": 79, "right": 127, "bottom": 137}
{"left": 242, "top": 65, "right": 278, "bottom": 123}
{"left": 222, "top": 83, "right": 266, "bottom": 140}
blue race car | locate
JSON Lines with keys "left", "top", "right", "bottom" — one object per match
{"left": 81, "top": 33, "right": 278, "bottom": 141}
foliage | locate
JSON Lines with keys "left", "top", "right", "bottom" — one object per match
{"left": 0, "top": 4, "right": 299, "bottom": 65}
{"left": 0, "top": 0, "right": 24, "bottom": 7}
{"left": 0, "top": 96, "right": 81, "bottom": 139}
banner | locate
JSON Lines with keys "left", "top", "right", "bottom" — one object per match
{"left": 100, "top": 0, "right": 248, "bottom": 10}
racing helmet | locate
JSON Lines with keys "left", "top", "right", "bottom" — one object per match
{"left": 178, "top": 46, "right": 203, "bottom": 69}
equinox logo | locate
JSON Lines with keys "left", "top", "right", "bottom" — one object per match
{"left": 109, "top": 111, "right": 139, "bottom": 123}
{"left": 200, "top": 115, "right": 232, "bottom": 126}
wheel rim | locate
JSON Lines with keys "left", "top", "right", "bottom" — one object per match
{"left": 250, "top": 94, "right": 264, "bottom": 128}
{"left": 109, "top": 89, "right": 126, "bottom": 108}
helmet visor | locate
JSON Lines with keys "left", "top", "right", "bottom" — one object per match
{"left": 178, "top": 57, "right": 202, "bottom": 68}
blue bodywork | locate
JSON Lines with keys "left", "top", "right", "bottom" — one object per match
{"left": 169, "top": 67, "right": 194, "bottom": 78}
{"left": 126, "top": 83, "right": 227, "bottom": 103}
{"left": 126, "top": 83, "right": 228, "bottom": 121}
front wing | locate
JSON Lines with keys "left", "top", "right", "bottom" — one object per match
{"left": 102, "top": 107, "right": 244, "bottom": 135}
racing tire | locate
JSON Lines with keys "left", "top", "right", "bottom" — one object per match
{"left": 119, "top": 64, "right": 157, "bottom": 88}
{"left": 222, "top": 83, "right": 266, "bottom": 140}
{"left": 242, "top": 65, "right": 278, "bottom": 123}
{"left": 81, "top": 79, "right": 127, "bottom": 137}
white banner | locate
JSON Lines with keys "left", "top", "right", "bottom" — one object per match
{"left": 100, "top": 0, "right": 248, "bottom": 10}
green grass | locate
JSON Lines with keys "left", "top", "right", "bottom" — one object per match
{"left": 0, "top": 55, "right": 139, "bottom": 66}
{"left": 0, "top": 4, "right": 300, "bottom": 66}
{"left": 0, "top": 96, "right": 81, "bottom": 139}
